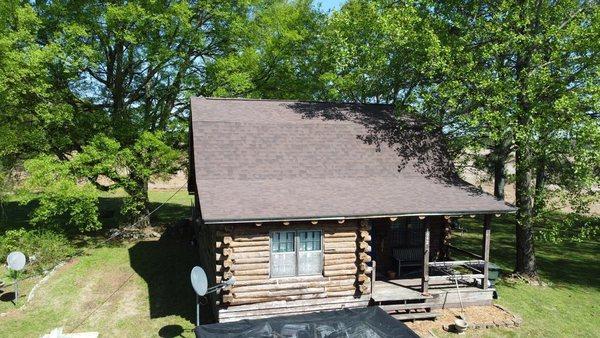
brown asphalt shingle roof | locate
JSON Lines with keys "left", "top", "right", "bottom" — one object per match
{"left": 190, "top": 97, "right": 515, "bottom": 224}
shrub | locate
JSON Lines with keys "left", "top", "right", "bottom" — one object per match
{"left": 536, "top": 213, "right": 600, "bottom": 244}
{"left": 19, "top": 155, "right": 102, "bottom": 233}
{"left": 0, "top": 229, "right": 76, "bottom": 274}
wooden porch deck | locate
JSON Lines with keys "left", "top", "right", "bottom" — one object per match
{"left": 371, "top": 277, "right": 494, "bottom": 313}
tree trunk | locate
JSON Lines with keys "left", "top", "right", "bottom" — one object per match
{"left": 492, "top": 138, "right": 511, "bottom": 200}
{"left": 533, "top": 158, "right": 547, "bottom": 214}
{"left": 122, "top": 177, "right": 151, "bottom": 228}
{"left": 515, "top": 143, "right": 537, "bottom": 277}
{"left": 493, "top": 156, "right": 507, "bottom": 200}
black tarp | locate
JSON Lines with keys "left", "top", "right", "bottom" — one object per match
{"left": 194, "top": 307, "right": 419, "bottom": 338}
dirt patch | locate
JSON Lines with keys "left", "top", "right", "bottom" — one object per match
{"left": 405, "top": 305, "right": 521, "bottom": 336}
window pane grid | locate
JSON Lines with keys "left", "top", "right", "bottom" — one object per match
{"left": 299, "top": 230, "right": 321, "bottom": 251}
{"left": 272, "top": 231, "right": 295, "bottom": 252}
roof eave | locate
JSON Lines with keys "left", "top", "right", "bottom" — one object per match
{"left": 202, "top": 208, "right": 517, "bottom": 225}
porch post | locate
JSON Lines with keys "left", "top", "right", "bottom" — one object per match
{"left": 422, "top": 218, "right": 430, "bottom": 294}
{"left": 482, "top": 214, "right": 491, "bottom": 290}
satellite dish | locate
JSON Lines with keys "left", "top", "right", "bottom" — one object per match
{"left": 190, "top": 266, "right": 207, "bottom": 296}
{"left": 7, "top": 251, "right": 26, "bottom": 271}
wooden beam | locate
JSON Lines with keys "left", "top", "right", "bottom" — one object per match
{"left": 482, "top": 214, "right": 491, "bottom": 290}
{"left": 428, "top": 260, "right": 486, "bottom": 267}
{"left": 371, "top": 260, "right": 376, "bottom": 296}
{"left": 422, "top": 219, "right": 430, "bottom": 293}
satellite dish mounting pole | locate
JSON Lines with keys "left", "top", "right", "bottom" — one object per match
{"left": 196, "top": 293, "right": 200, "bottom": 327}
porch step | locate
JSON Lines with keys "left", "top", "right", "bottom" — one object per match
{"left": 379, "top": 302, "right": 433, "bottom": 312}
{"left": 391, "top": 311, "right": 440, "bottom": 321}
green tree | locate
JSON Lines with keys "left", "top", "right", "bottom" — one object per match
{"left": 319, "top": 0, "right": 599, "bottom": 276}
{"left": 317, "top": 0, "right": 444, "bottom": 104}
{"left": 421, "top": 0, "right": 600, "bottom": 276}
{"left": 26, "top": 0, "right": 253, "bottom": 224}
{"left": 0, "top": 2, "right": 72, "bottom": 170}
{"left": 205, "top": 0, "right": 326, "bottom": 99}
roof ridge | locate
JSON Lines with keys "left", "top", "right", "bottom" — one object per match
{"left": 193, "top": 96, "right": 395, "bottom": 107}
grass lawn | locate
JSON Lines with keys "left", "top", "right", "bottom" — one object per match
{"left": 442, "top": 216, "right": 600, "bottom": 337}
{"left": 0, "top": 190, "right": 598, "bottom": 337}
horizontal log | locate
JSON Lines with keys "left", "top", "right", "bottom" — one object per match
{"left": 324, "top": 247, "right": 356, "bottom": 254}
{"left": 324, "top": 227, "right": 358, "bottom": 238}
{"left": 324, "top": 268, "right": 357, "bottom": 277}
{"left": 232, "top": 245, "right": 269, "bottom": 253}
{"left": 223, "top": 236, "right": 233, "bottom": 245}
{"left": 324, "top": 253, "right": 356, "bottom": 261}
{"left": 231, "top": 251, "right": 270, "bottom": 259}
{"left": 229, "top": 275, "right": 327, "bottom": 287}
{"left": 232, "top": 256, "right": 269, "bottom": 264}
{"left": 232, "top": 279, "right": 355, "bottom": 293}
{"left": 230, "top": 240, "right": 269, "bottom": 248}
{"left": 324, "top": 263, "right": 358, "bottom": 271}
{"left": 361, "top": 245, "right": 372, "bottom": 253}
{"left": 324, "top": 235, "right": 357, "bottom": 243}
{"left": 326, "top": 285, "right": 356, "bottom": 293}
{"left": 358, "top": 241, "right": 369, "bottom": 250}
{"left": 327, "top": 290, "right": 357, "bottom": 297}
{"left": 234, "top": 287, "right": 325, "bottom": 299}
{"left": 325, "top": 232, "right": 357, "bottom": 239}
{"left": 219, "top": 300, "right": 364, "bottom": 320}
{"left": 231, "top": 263, "right": 269, "bottom": 271}
{"left": 223, "top": 293, "right": 328, "bottom": 305}
{"left": 233, "top": 235, "right": 270, "bottom": 242}
{"left": 364, "top": 266, "right": 372, "bottom": 274}
{"left": 358, "top": 283, "right": 370, "bottom": 293}
{"left": 234, "top": 268, "right": 269, "bottom": 276}
{"left": 219, "top": 295, "right": 368, "bottom": 313}
{"left": 324, "top": 242, "right": 356, "bottom": 249}
{"left": 324, "top": 258, "right": 357, "bottom": 266}
{"left": 359, "top": 230, "right": 370, "bottom": 239}
{"left": 359, "top": 252, "right": 371, "bottom": 261}
{"left": 225, "top": 274, "right": 267, "bottom": 282}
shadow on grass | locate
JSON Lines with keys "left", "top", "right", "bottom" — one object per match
{"left": 0, "top": 291, "right": 16, "bottom": 305}
{"left": 129, "top": 227, "right": 213, "bottom": 328}
{"left": 455, "top": 215, "right": 600, "bottom": 290}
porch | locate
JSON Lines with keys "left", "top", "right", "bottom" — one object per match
{"left": 368, "top": 215, "right": 495, "bottom": 320}
{"left": 370, "top": 276, "right": 495, "bottom": 321}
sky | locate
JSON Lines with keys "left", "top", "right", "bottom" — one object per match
{"left": 317, "top": 0, "right": 347, "bottom": 11}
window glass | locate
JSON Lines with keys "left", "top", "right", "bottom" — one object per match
{"left": 272, "top": 231, "right": 295, "bottom": 252}
{"left": 299, "top": 230, "right": 321, "bottom": 251}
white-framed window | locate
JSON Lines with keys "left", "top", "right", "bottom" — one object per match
{"left": 270, "top": 230, "right": 323, "bottom": 277}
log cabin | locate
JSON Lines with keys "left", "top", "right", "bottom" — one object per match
{"left": 188, "top": 97, "right": 516, "bottom": 322}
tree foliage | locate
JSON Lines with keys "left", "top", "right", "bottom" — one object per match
{"left": 205, "top": 0, "right": 326, "bottom": 99}
{"left": 20, "top": 155, "right": 102, "bottom": 233}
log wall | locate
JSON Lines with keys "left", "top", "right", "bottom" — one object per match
{"left": 214, "top": 220, "right": 373, "bottom": 322}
